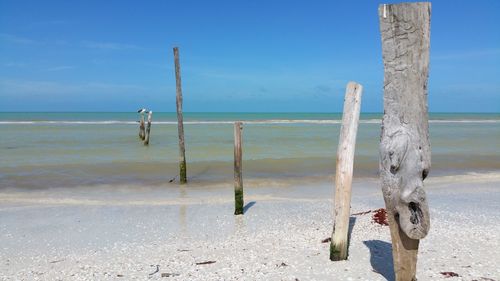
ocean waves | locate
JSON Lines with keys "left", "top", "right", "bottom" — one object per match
{"left": 1, "top": 119, "right": 500, "bottom": 125}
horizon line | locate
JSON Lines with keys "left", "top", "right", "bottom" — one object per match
{"left": 0, "top": 111, "right": 499, "bottom": 114}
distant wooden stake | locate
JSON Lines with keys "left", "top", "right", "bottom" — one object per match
{"left": 330, "top": 82, "right": 363, "bottom": 261}
{"left": 379, "top": 3, "right": 431, "bottom": 281}
{"left": 233, "top": 121, "right": 243, "bottom": 215}
{"left": 173, "top": 47, "right": 187, "bottom": 184}
{"left": 144, "top": 111, "right": 152, "bottom": 145}
{"left": 139, "top": 112, "right": 145, "bottom": 140}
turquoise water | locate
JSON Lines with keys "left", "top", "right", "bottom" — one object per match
{"left": 1, "top": 112, "right": 499, "bottom": 122}
{"left": 0, "top": 112, "right": 499, "bottom": 188}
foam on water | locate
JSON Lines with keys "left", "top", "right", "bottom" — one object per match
{"left": 1, "top": 119, "right": 499, "bottom": 125}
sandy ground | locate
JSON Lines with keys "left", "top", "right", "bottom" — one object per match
{"left": 1, "top": 173, "right": 499, "bottom": 280}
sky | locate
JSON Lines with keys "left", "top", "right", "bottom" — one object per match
{"left": 0, "top": 0, "right": 499, "bottom": 112}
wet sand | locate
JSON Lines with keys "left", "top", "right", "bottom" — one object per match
{"left": 1, "top": 173, "right": 499, "bottom": 280}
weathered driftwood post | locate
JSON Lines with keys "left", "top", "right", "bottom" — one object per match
{"left": 330, "top": 82, "right": 363, "bottom": 261}
{"left": 379, "top": 3, "right": 431, "bottom": 281}
{"left": 233, "top": 121, "right": 244, "bottom": 215}
{"left": 173, "top": 47, "right": 187, "bottom": 184}
{"left": 144, "top": 111, "right": 152, "bottom": 145}
{"left": 138, "top": 108, "right": 146, "bottom": 140}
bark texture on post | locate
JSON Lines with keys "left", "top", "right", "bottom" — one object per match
{"left": 330, "top": 82, "right": 363, "bottom": 261}
{"left": 139, "top": 113, "right": 145, "bottom": 140}
{"left": 144, "top": 111, "right": 152, "bottom": 146}
{"left": 173, "top": 47, "right": 187, "bottom": 184}
{"left": 379, "top": 3, "right": 431, "bottom": 281}
{"left": 233, "top": 121, "right": 243, "bottom": 215}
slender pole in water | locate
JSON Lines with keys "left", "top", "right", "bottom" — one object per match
{"left": 330, "top": 82, "right": 362, "bottom": 261}
{"left": 139, "top": 112, "right": 146, "bottom": 140}
{"left": 379, "top": 3, "right": 431, "bottom": 281}
{"left": 173, "top": 47, "right": 187, "bottom": 184}
{"left": 144, "top": 111, "right": 152, "bottom": 146}
{"left": 234, "top": 121, "right": 244, "bottom": 215}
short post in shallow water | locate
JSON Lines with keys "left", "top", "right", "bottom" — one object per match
{"left": 144, "top": 111, "right": 152, "bottom": 146}
{"left": 138, "top": 108, "right": 146, "bottom": 140}
{"left": 330, "top": 82, "right": 363, "bottom": 261}
{"left": 233, "top": 121, "right": 244, "bottom": 215}
{"left": 173, "top": 46, "right": 187, "bottom": 184}
{"left": 378, "top": 3, "right": 431, "bottom": 281}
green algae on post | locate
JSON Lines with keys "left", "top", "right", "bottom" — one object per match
{"left": 234, "top": 189, "right": 244, "bottom": 215}
{"left": 179, "top": 160, "right": 187, "bottom": 184}
{"left": 329, "top": 241, "right": 342, "bottom": 261}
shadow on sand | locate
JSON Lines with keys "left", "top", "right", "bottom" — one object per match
{"left": 348, "top": 217, "right": 356, "bottom": 242}
{"left": 363, "top": 240, "right": 395, "bottom": 281}
{"left": 243, "top": 201, "right": 256, "bottom": 214}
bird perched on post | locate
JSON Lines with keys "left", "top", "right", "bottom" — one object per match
{"left": 137, "top": 108, "right": 147, "bottom": 114}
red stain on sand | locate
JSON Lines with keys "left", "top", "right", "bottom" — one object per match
{"left": 372, "top": 208, "right": 388, "bottom": 226}
{"left": 440, "top": 271, "right": 460, "bottom": 278}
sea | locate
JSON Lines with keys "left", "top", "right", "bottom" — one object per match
{"left": 0, "top": 112, "right": 499, "bottom": 189}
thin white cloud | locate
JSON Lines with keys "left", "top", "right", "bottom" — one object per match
{"left": 45, "top": 66, "right": 75, "bottom": 72}
{"left": 0, "top": 33, "right": 68, "bottom": 46}
{"left": 84, "top": 82, "right": 144, "bottom": 91}
{"left": 82, "top": 40, "right": 142, "bottom": 50}
{"left": 31, "top": 20, "right": 68, "bottom": 26}
{"left": 0, "top": 79, "right": 73, "bottom": 96}
{"left": 0, "top": 33, "right": 37, "bottom": 45}
{"left": 436, "top": 82, "right": 500, "bottom": 93}
{"left": 433, "top": 49, "right": 500, "bottom": 60}
{"left": 53, "top": 39, "right": 70, "bottom": 46}
{"left": 3, "top": 62, "right": 28, "bottom": 67}
{"left": 0, "top": 79, "right": 145, "bottom": 97}
{"left": 198, "top": 69, "right": 252, "bottom": 80}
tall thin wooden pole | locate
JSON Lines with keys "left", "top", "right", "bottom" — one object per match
{"left": 330, "top": 82, "right": 363, "bottom": 261}
{"left": 233, "top": 121, "right": 243, "bottom": 215}
{"left": 144, "top": 111, "right": 152, "bottom": 146}
{"left": 379, "top": 3, "right": 431, "bottom": 281}
{"left": 173, "top": 47, "right": 187, "bottom": 184}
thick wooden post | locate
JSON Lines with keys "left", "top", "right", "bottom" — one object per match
{"left": 139, "top": 112, "right": 145, "bottom": 140}
{"left": 173, "top": 47, "right": 187, "bottom": 184}
{"left": 144, "top": 111, "right": 152, "bottom": 146}
{"left": 379, "top": 3, "right": 431, "bottom": 281}
{"left": 233, "top": 121, "right": 243, "bottom": 215}
{"left": 330, "top": 82, "right": 363, "bottom": 261}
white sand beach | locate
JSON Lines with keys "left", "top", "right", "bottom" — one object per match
{"left": 1, "top": 173, "right": 499, "bottom": 281}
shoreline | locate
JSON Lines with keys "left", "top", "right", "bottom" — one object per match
{"left": 1, "top": 158, "right": 498, "bottom": 189}
{"left": 1, "top": 173, "right": 499, "bottom": 280}
{"left": 1, "top": 168, "right": 499, "bottom": 190}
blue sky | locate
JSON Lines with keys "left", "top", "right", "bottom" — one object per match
{"left": 0, "top": 0, "right": 499, "bottom": 112}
